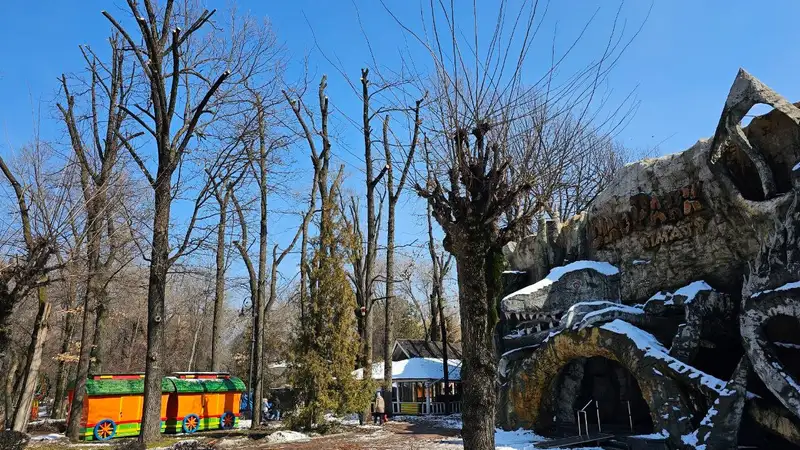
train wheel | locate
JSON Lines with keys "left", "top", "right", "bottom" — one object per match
{"left": 220, "top": 411, "right": 235, "bottom": 430}
{"left": 182, "top": 414, "right": 200, "bottom": 433}
{"left": 93, "top": 419, "right": 117, "bottom": 441}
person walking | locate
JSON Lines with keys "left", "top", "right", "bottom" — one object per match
{"left": 372, "top": 392, "right": 385, "bottom": 425}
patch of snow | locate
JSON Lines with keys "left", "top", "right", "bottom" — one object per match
{"left": 794, "top": 161, "right": 800, "bottom": 172}
{"left": 600, "top": 320, "right": 733, "bottom": 396}
{"left": 673, "top": 281, "right": 713, "bottom": 303}
{"left": 633, "top": 430, "right": 668, "bottom": 440}
{"left": 774, "top": 342, "right": 800, "bottom": 350}
{"left": 503, "top": 270, "right": 527, "bottom": 274}
{"left": 632, "top": 259, "right": 650, "bottom": 265}
{"left": 502, "top": 261, "right": 619, "bottom": 301}
{"left": 353, "top": 357, "right": 461, "bottom": 381}
{"left": 500, "top": 344, "right": 541, "bottom": 360}
{"left": 265, "top": 430, "right": 310, "bottom": 443}
{"left": 394, "top": 414, "right": 463, "bottom": 430}
{"left": 30, "top": 433, "right": 65, "bottom": 441}
{"left": 751, "top": 280, "right": 800, "bottom": 298}
{"left": 236, "top": 419, "right": 251, "bottom": 429}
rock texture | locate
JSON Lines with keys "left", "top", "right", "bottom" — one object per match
{"left": 497, "top": 70, "right": 800, "bottom": 449}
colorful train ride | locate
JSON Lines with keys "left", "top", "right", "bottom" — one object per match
{"left": 67, "top": 372, "right": 245, "bottom": 441}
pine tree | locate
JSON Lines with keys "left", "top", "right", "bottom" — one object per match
{"left": 289, "top": 198, "right": 371, "bottom": 429}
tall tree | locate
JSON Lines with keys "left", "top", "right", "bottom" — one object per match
{"left": 381, "top": 95, "right": 424, "bottom": 394}
{"left": 397, "top": 1, "right": 639, "bottom": 447}
{"left": 102, "top": 2, "right": 231, "bottom": 441}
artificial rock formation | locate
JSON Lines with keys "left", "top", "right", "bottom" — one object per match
{"left": 497, "top": 70, "right": 800, "bottom": 449}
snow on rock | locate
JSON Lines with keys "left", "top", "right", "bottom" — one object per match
{"left": 646, "top": 281, "right": 712, "bottom": 306}
{"left": 673, "top": 281, "right": 713, "bottom": 303}
{"left": 632, "top": 259, "right": 651, "bottom": 265}
{"left": 501, "top": 261, "right": 619, "bottom": 301}
{"left": 353, "top": 357, "right": 461, "bottom": 381}
{"left": 600, "top": 319, "right": 734, "bottom": 396}
{"left": 265, "top": 430, "right": 310, "bottom": 443}
{"left": 794, "top": 161, "right": 800, "bottom": 172}
{"left": 750, "top": 280, "right": 800, "bottom": 298}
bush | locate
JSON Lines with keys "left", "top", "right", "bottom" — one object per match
{"left": 0, "top": 431, "right": 30, "bottom": 450}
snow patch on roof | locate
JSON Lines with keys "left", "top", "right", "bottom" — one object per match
{"left": 353, "top": 357, "right": 461, "bottom": 381}
{"left": 750, "top": 280, "right": 800, "bottom": 298}
{"left": 600, "top": 319, "right": 733, "bottom": 396}
{"left": 502, "top": 261, "right": 619, "bottom": 301}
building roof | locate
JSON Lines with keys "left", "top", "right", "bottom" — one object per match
{"left": 352, "top": 357, "right": 461, "bottom": 382}
{"left": 393, "top": 339, "right": 462, "bottom": 361}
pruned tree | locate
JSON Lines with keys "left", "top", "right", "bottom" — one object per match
{"left": 389, "top": 1, "right": 641, "bottom": 447}
{"left": 381, "top": 94, "right": 425, "bottom": 394}
{"left": 101, "top": 1, "right": 232, "bottom": 441}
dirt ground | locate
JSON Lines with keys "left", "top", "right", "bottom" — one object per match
{"left": 26, "top": 418, "right": 466, "bottom": 450}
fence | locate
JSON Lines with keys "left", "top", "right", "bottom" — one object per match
{"left": 392, "top": 401, "right": 462, "bottom": 415}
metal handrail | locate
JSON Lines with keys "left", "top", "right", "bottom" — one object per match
{"left": 576, "top": 399, "right": 601, "bottom": 436}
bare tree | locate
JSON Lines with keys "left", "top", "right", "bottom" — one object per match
{"left": 386, "top": 1, "right": 641, "bottom": 447}
{"left": 101, "top": 1, "right": 231, "bottom": 441}
{"left": 381, "top": 95, "right": 424, "bottom": 394}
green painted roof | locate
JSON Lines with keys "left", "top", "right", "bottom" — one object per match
{"left": 76, "top": 376, "right": 246, "bottom": 396}
{"left": 85, "top": 378, "right": 175, "bottom": 396}
{"left": 166, "top": 377, "right": 246, "bottom": 393}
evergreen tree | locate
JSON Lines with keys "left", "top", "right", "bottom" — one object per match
{"left": 289, "top": 198, "right": 371, "bottom": 429}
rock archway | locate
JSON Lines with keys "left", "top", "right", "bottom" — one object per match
{"left": 501, "top": 325, "right": 693, "bottom": 441}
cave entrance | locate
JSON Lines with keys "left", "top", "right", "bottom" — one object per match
{"left": 553, "top": 356, "right": 653, "bottom": 434}
{"left": 765, "top": 314, "right": 800, "bottom": 380}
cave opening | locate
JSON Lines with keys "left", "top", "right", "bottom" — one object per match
{"left": 550, "top": 357, "right": 653, "bottom": 435}
{"left": 765, "top": 314, "right": 800, "bottom": 380}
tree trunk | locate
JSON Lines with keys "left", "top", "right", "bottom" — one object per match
{"left": 52, "top": 301, "right": 76, "bottom": 419}
{"left": 139, "top": 175, "right": 172, "bottom": 442}
{"left": 89, "top": 287, "right": 109, "bottom": 373}
{"left": 430, "top": 294, "right": 441, "bottom": 342}
{"left": 439, "top": 290, "right": 449, "bottom": 414}
{"left": 211, "top": 196, "right": 228, "bottom": 371}
{"left": 453, "top": 242, "right": 498, "bottom": 450}
{"left": 3, "top": 356, "right": 19, "bottom": 429}
{"left": 383, "top": 201, "right": 395, "bottom": 394}
{"left": 251, "top": 97, "right": 269, "bottom": 429}
{"left": 66, "top": 287, "right": 95, "bottom": 440}
{"left": 12, "top": 286, "right": 51, "bottom": 432}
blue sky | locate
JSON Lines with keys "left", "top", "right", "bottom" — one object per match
{"left": 1, "top": 1, "right": 799, "bottom": 297}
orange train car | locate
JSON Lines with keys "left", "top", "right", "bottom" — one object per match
{"left": 67, "top": 372, "right": 245, "bottom": 441}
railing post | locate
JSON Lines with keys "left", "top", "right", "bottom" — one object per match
{"left": 595, "top": 400, "right": 601, "bottom": 433}
{"left": 627, "top": 401, "right": 633, "bottom": 432}
{"left": 577, "top": 411, "right": 582, "bottom": 436}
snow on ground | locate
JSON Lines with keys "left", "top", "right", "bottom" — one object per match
{"left": 392, "top": 415, "right": 602, "bottom": 450}
{"left": 264, "top": 430, "right": 310, "bottom": 443}
{"left": 29, "top": 433, "right": 66, "bottom": 441}
{"left": 394, "top": 414, "right": 463, "bottom": 430}
{"left": 237, "top": 419, "right": 252, "bottom": 429}
{"left": 502, "top": 261, "right": 619, "bottom": 301}
{"left": 353, "top": 357, "right": 461, "bottom": 381}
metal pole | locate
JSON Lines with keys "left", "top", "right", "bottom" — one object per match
{"left": 583, "top": 412, "right": 589, "bottom": 437}
{"left": 627, "top": 401, "right": 633, "bottom": 432}
{"left": 577, "top": 411, "right": 582, "bottom": 436}
{"left": 595, "top": 401, "right": 601, "bottom": 433}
